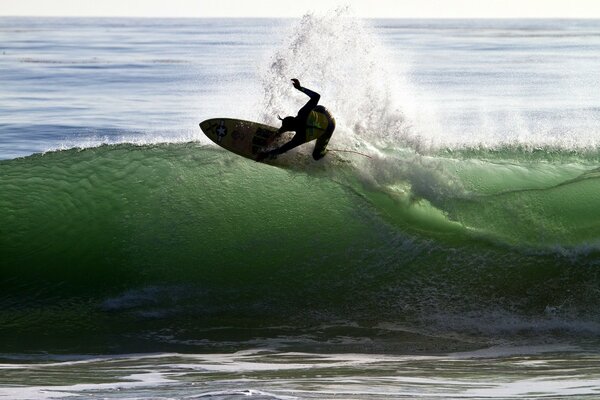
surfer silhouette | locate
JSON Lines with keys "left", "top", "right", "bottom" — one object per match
{"left": 257, "top": 79, "right": 336, "bottom": 161}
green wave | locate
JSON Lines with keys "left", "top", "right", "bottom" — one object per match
{"left": 1, "top": 143, "right": 377, "bottom": 287}
{"left": 1, "top": 143, "right": 600, "bottom": 353}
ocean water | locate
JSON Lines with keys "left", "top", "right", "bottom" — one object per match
{"left": 2, "top": 11, "right": 600, "bottom": 399}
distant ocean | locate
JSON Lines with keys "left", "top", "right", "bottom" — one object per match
{"left": 2, "top": 12, "right": 600, "bottom": 399}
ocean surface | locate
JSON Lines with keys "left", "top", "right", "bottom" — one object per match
{"left": 2, "top": 11, "right": 600, "bottom": 399}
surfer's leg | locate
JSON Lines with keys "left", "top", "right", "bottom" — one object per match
{"left": 271, "top": 132, "right": 306, "bottom": 155}
{"left": 312, "top": 118, "right": 335, "bottom": 160}
{"left": 256, "top": 132, "right": 306, "bottom": 161}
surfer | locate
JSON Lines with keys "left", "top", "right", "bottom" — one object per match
{"left": 257, "top": 79, "right": 336, "bottom": 161}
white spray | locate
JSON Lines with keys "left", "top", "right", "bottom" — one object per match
{"left": 258, "top": 7, "right": 466, "bottom": 205}
{"left": 259, "top": 7, "right": 419, "bottom": 153}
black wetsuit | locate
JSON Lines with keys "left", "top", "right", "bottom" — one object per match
{"left": 272, "top": 87, "right": 336, "bottom": 160}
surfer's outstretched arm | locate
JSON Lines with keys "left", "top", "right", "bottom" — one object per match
{"left": 292, "top": 79, "right": 320, "bottom": 118}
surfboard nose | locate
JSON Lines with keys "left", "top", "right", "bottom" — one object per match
{"left": 199, "top": 119, "right": 211, "bottom": 131}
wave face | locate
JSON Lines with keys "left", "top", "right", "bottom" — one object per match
{"left": 2, "top": 143, "right": 600, "bottom": 354}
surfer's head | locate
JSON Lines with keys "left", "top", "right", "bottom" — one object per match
{"left": 278, "top": 116, "right": 296, "bottom": 133}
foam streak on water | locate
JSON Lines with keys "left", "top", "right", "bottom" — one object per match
{"left": 2, "top": 348, "right": 600, "bottom": 399}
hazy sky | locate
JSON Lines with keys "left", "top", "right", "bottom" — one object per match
{"left": 2, "top": 0, "right": 600, "bottom": 18}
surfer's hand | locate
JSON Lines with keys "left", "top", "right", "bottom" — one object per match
{"left": 291, "top": 79, "right": 301, "bottom": 89}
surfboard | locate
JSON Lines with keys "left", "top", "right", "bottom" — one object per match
{"left": 200, "top": 118, "right": 283, "bottom": 161}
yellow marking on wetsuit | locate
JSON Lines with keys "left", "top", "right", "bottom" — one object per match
{"left": 305, "top": 110, "right": 329, "bottom": 141}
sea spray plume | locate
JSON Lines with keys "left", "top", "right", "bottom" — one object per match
{"left": 259, "top": 7, "right": 416, "bottom": 153}
{"left": 259, "top": 8, "right": 468, "bottom": 208}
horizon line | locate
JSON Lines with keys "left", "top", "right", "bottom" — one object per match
{"left": 2, "top": 15, "right": 600, "bottom": 20}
